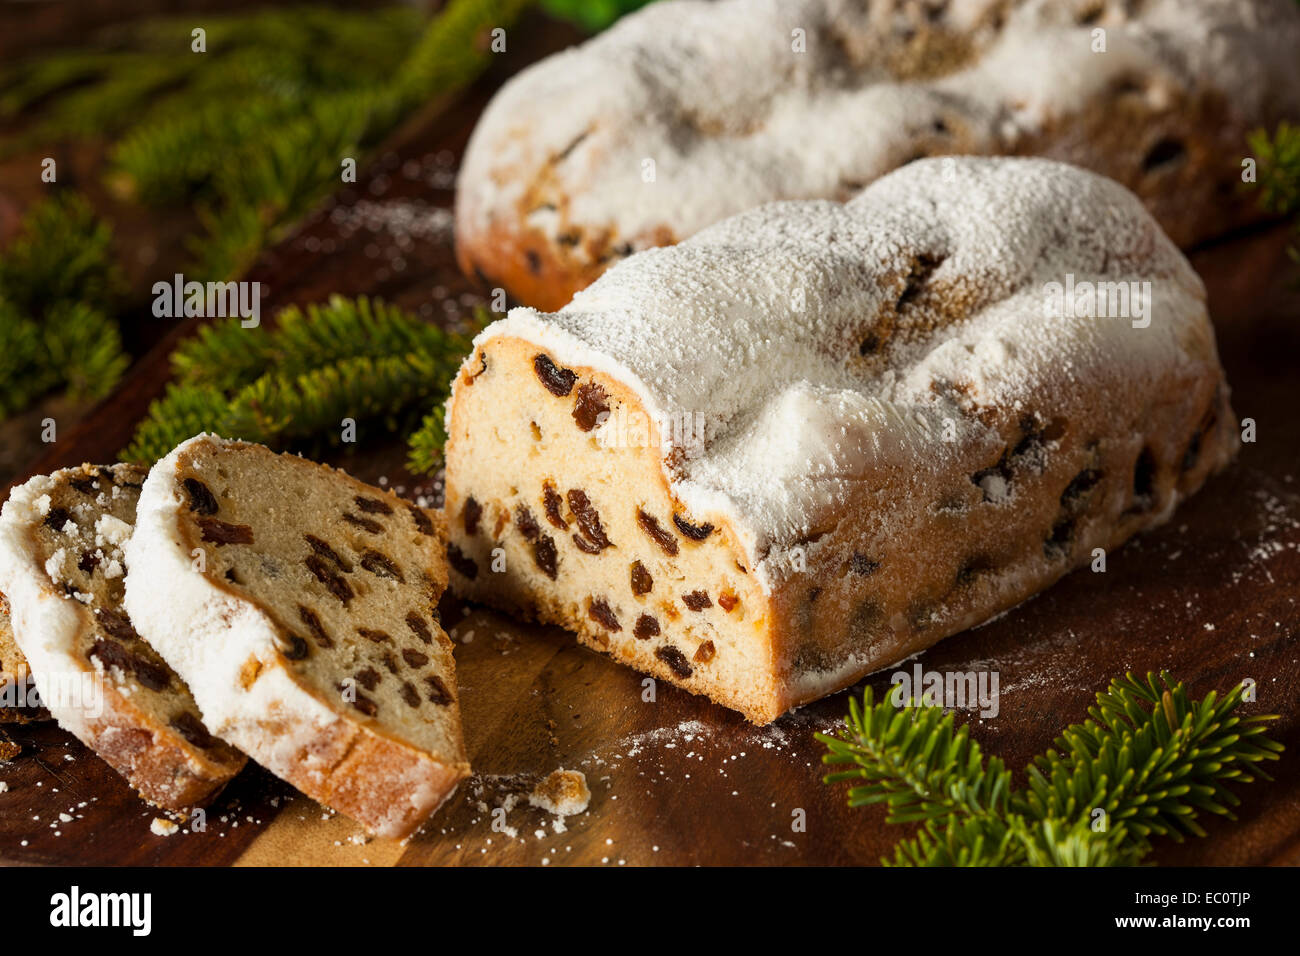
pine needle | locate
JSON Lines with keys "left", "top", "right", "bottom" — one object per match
{"left": 120, "top": 295, "right": 480, "bottom": 465}
{"left": 818, "top": 672, "right": 1281, "bottom": 867}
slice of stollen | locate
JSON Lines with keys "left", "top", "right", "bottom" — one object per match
{"left": 124, "top": 435, "right": 470, "bottom": 838}
{"left": 1, "top": 592, "right": 49, "bottom": 723}
{"left": 0, "top": 464, "right": 246, "bottom": 806}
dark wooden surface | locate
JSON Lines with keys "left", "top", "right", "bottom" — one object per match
{"left": 1, "top": 18, "right": 1299, "bottom": 865}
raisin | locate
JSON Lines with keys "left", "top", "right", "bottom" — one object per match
{"left": 588, "top": 598, "right": 621, "bottom": 632}
{"left": 717, "top": 592, "right": 738, "bottom": 612}
{"left": 183, "top": 478, "right": 219, "bottom": 515}
{"left": 305, "top": 534, "right": 352, "bottom": 571}
{"left": 425, "top": 675, "right": 454, "bottom": 706}
{"left": 305, "top": 554, "right": 354, "bottom": 604}
{"left": 633, "top": 614, "right": 660, "bottom": 640}
{"left": 95, "top": 608, "right": 139, "bottom": 643}
{"left": 382, "top": 653, "right": 400, "bottom": 675}
{"left": 637, "top": 510, "right": 679, "bottom": 556}
{"left": 693, "top": 641, "right": 716, "bottom": 664}
{"left": 88, "top": 638, "right": 133, "bottom": 675}
{"left": 447, "top": 543, "right": 478, "bottom": 580}
{"left": 463, "top": 496, "right": 483, "bottom": 535}
{"left": 1133, "top": 447, "right": 1157, "bottom": 506}
{"left": 572, "top": 383, "right": 610, "bottom": 432}
{"left": 1181, "top": 432, "right": 1202, "bottom": 473}
{"left": 77, "top": 550, "right": 100, "bottom": 574}
{"left": 465, "top": 350, "right": 488, "bottom": 383}
{"left": 70, "top": 477, "right": 98, "bottom": 495}
{"left": 1044, "top": 518, "right": 1075, "bottom": 558}
{"left": 534, "top": 354, "right": 577, "bottom": 396}
{"left": 534, "top": 535, "right": 559, "bottom": 580}
{"left": 358, "top": 628, "right": 392, "bottom": 644}
{"left": 354, "top": 496, "right": 393, "bottom": 515}
{"left": 630, "top": 561, "right": 653, "bottom": 595}
{"left": 170, "top": 712, "right": 215, "bottom": 749}
{"left": 360, "top": 549, "right": 404, "bottom": 581}
{"left": 355, "top": 668, "right": 381, "bottom": 691}
{"left": 407, "top": 504, "right": 436, "bottom": 537}
{"left": 655, "top": 645, "right": 693, "bottom": 679}
{"left": 897, "top": 253, "right": 942, "bottom": 311}
{"left": 849, "top": 553, "right": 880, "bottom": 575}
{"left": 43, "top": 507, "right": 72, "bottom": 531}
{"left": 672, "top": 513, "right": 714, "bottom": 541}
{"left": 298, "top": 605, "right": 334, "bottom": 648}
{"left": 567, "top": 489, "right": 611, "bottom": 552}
{"left": 542, "top": 484, "right": 567, "bottom": 529}
{"left": 956, "top": 556, "right": 992, "bottom": 587}
{"left": 406, "top": 612, "right": 433, "bottom": 645}
{"left": 130, "top": 652, "right": 171, "bottom": 690}
{"left": 401, "top": 682, "right": 420, "bottom": 708}
{"left": 402, "top": 649, "right": 429, "bottom": 668}
{"left": 277, "top": 633, "right": 310, "bottom": 661}
{"left": 351, "top": 694, "right": 379, "bottom": 717}
{"left": 342, "top": 512, "right": 383, "bottom": 534}
{"left": 1060, "top": 468, "right": 1102, "bottom": 516}
{"left": 682, "top": 590, "right": 712, "bottom": 611}
{"left": 515, "top": 504, "right": 540, "bottom": 541}
{"left": 198, "top": 518, "right": 254, "bottom": 545}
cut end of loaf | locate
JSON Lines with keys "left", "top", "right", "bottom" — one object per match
{"left": 445, "top": 336, "right": 787, "bottom": 722}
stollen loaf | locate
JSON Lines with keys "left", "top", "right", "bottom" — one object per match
{"left": 443, "top": 157, "right": 1237, "bottom": 723}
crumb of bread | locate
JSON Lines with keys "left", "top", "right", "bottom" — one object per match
{"left": 150, "top": 817, "right": 179, "bottom": 837}
{"left": 528, "top": 769, "right": 590, "bottom": 817}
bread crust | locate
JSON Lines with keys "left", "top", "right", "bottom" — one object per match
{"left": 124, "top": 437, "right": 469, "bottom": 838}
{"left": 456, "top": 0, "right": 1300, "bottom": 309}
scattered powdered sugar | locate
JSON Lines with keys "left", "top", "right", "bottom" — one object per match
{"left": 480, "top": 157, "right": 1208, "bottom": 589}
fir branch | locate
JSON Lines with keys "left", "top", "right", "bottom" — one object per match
{"left": 1249, "top": 122, "right": 1300, "bottom": 216}
{"left": 819, "top": 672, "right": 1282, "bottom": 867}
{"left": 0, "top": 193, "right": 121, "bottom": 314}
{"left": 119, "top": 383, "right": 229, "bottom": 464}
{"left": 0, "top": 195, "right": 129, "bottom": 417}
{"left": 820, "top": 687, "right": 1012, "bottom": 825}
{"left": 539, "top": 0, "right": 655, "bottom": 33}
{"left": 121, "top": 296, "right": 477, "bottom": 464}
{"left": 1023, "top": 673, "right": 1282, "bottom": 846}
{"left": 407, "top": 405, "right": 450, "bottom": 477}
{"left": 394, "top": 0, "right": 536, "bottom": 107}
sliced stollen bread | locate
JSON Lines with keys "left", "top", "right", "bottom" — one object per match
{"left": 124, "top": 435, "right": 470, "bottom": 838}
{"left": 0, "top": 464, "right": 246, "bottom": 805}
{"left": 1, "top": 593, "right": 49, "bottom": 723}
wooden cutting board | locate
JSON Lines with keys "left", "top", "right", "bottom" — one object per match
{"left": 2, "top": 18, "right": 1298, "bottom": 867}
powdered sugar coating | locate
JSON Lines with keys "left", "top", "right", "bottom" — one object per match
{"left": 457, "top": 0, "right": 1300, "bottom": 266}
{"left": 476, "top": 157, "right": 1213, "bottom": 589}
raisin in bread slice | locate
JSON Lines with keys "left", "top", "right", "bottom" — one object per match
{"left": 1, "top": 592, "right": 49, "bottom": 723}
{"left": 444, "top": 156, "right": 1239, "bottom": 724}
{"left": 123, "top": 435, "right": 469, "bottom": 838}
{"left": 0, "top": 464, "right": 246, "bottom": 804}
{"left": 456, "top": 0, "right": 1300, "bottom": 309}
